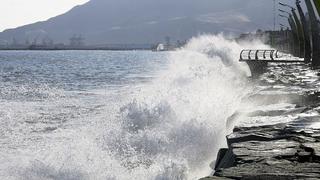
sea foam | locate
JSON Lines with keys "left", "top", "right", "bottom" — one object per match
{"left": 96, "top": 34, "right": 268, "bottom": 179}
{"left": 1, "top": 34, "right": 269, "bottom": 180}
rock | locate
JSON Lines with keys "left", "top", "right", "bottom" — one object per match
{"left": 302, "top": 143, "right": 320, "bottom": 160}
{"left": 243, "top": 93, "right": 305, "bottom": 106}
{"left": 210, "top": 123, "right": 320, "bottom": 179}
{"left": 199, "top": 176, "right": 233, "bottom": 180}
{"left": 214, "top": 148, "right": 236, "bottom": 170}
{"left": 247, "top": 110, "right": 287, "bottom": 117}
{"left": 215, "top": 148, "right": 229, "bottom": 169}
{"left": 282, "top": 107, "right": 307, "bottom": 115}
{"left": 215, "top": 162, "right": 320, "bottom": 179}
{"left": 227, "top": 124, "right": 287, "bottom": 145}
{"left": 231, "top": 140, "right": 299, "bottom": 163}
{"left": 287, "top": 116, "right": 320, "bottom": 132}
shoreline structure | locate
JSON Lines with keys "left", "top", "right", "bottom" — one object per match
{"left": 201, "top": 1, "right": 320, "bottom": 178}
{"left": 203, "top": 122, "right": 320, "bottom": 179}
{"left": 201, "top": 63, "right": 320, "bottom": 179}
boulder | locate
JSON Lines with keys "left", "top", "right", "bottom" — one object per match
{"left": 210, "top": 123, "right": 320, "bottom": 179}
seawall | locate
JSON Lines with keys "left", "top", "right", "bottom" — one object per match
{"left": 201, "top": 63, "right": 320, "bottom": 179}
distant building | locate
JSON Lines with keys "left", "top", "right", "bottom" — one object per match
{"left": 155, "top": 43, "right": 165, "bottom": 51}
{"left": 237, "top": 29, "right": 293, "bottom": 55}
{"left": 152, "top": 37, "right": 187, "bottom": 51}
{"left": 237, "top": 29, "right": 267, "bottom": 42}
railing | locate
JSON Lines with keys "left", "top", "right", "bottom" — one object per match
{"left": 240, "top": 50, "right": 280, "bottom": 61}
{"left": 239, "top": 49, "right": 304, "bottom": 63}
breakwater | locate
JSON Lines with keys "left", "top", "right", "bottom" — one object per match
{"left": 204, "top": 123, "right": 320, "bottom": 179}
{"left": 202, "top": 63, "right": 320, "bottom": 179}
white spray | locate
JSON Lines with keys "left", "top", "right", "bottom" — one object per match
{"left": 1, "top": 34, "right": 269, "bottom": 180}
{"left": 96, "top": 34, "right": 269, "bottom": 179}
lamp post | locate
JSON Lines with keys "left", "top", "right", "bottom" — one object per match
{"left": 279, "top": 23, "right": 290, "bottom": 52}
{"left": 279, "top": 13, "right": 300, "bottom": 56}
{"left": 279, "top": 14, "right": 289, "bottom": 19}
{"left": 272, "top": 0, "right": 276, "bottom": 47}
{"left": 279, "top": 1, "right": 305, "bottom": 58}
{"left": 305, "top": 0, "right": 320, "bottom": 68}
{"left": 296, "top": 0, "right": 311, "bottom": 62}
{"left": 280, "top": 23, "right": 290, "bottom": 29}
{"left": 279, "top": 9, "right": 291, "bottom": 16}
{"left": 278, "top": 14, "right": 289, "bottom": 51}
{"left": 279, "top": 2, "right": 295, "bottom": 10}
{"left": 279, "top": 9, "right": 294, "bottom": 53}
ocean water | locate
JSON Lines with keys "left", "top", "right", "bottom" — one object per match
{"left": 0, "top": 35, "right": 269, "bottom": 180}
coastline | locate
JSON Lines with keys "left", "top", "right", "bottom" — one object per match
{"left": 203, "top": 123, "right": 320, "bottom": 179}
{"left": 202, "top": 63, "right": 320, "bottom": 179}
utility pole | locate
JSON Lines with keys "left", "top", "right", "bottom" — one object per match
{"left": 296, "top": 0, "right": 311, "bottom": 63}
{"left": 305, "top": 0, "right": 320, "bottom": 68}
{"left": 272, "top": 0, "right": 276, "bottom": 47}
{"left": 274, "top": 0, "right": 276, "bottom": 32}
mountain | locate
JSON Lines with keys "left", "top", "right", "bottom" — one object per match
{"left": 0, "top": 0, "right": 285, "bottom": 45}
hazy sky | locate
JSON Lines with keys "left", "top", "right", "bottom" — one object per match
{"left": 0, "top": 0, "right": 89, "bottom": 32}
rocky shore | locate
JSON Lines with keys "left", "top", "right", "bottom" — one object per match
{"left": 202, "top": 123, "right": 320, "bottom": 179}
{"left": 202, "top": 64, "right": 320, "bottom": 179}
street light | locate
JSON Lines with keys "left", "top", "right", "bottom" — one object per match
{"left": 278, "top": 9, "right": 291, "bottom": 16}
{"left": 279, "top": 14, "right": 289, "bottom": 19}
{"left": 280, "top": 23, "right": 290, "bottom": 29}
{"left": 279, "top": 2, "right": 295, "bottom": 10}
{"left": 279, "top": 23, "right": 291, "bottom": 53}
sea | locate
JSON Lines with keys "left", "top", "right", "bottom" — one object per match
{"left": 0, "top": 35, "right": 318, "bottom": 180}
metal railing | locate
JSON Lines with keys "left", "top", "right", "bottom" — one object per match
{"left": 240, "top": 50, "right": 280, "bottom": 61}
{"left": 239, "top": 49, "right": 303, "bottom": 63}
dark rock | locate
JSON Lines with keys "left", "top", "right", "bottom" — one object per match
{"left": 215, "top": 162, "right": 320, "bottom": 179}
{"left": 282, "top": 107, "right": 307, "bottom": 115}
{"left": 210, "top": 123, "right": 320, "bottom": 179}
{"left": 302, "top": 143, "right": 320, "bottom": 160}
{"left": 227, "top": 124, "right": 288, "bottom": 145}
{"left": 244, "top": 94, "right": 305, "bottom": 106}
{"left": 215, "top": 148, "right": 229, "bottom": 169}
{"left": 247, "top": 110, "right": 287, "bottom": 117}
{"left": 214, "top": 149, "right": 236, "bottom": 170}
{"left": 199, "top": 176, "right": 234, "bottom": 180}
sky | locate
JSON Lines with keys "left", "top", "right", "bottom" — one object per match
{"left": 0, "top": 0, "right": 89, "bottom": 32}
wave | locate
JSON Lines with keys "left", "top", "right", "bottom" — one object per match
{"left": 3, "top": 34, "right": 269, "bottom": 180}
{"left": 98, "top": 34, "right": 268, "bottom": 179}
